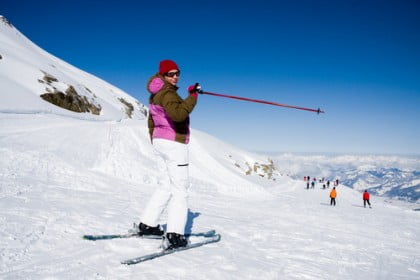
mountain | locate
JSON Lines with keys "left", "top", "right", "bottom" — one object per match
{"left": 342, "top": 166, "right": 420, "bottom": 202}
{"left": 1, "top": 16, "right": 420, "bottom": 279}
{"left": 0, "top": 16, "right": 147, "bottom": 120}
{"left": 270, "top": 153, "right": 420, "bottom": 203}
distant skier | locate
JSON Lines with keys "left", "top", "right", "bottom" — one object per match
{"left": 311, "top": 181, "right": 315, "bottom": 189}
{"left": 137, "top": 59, "right": 199, "bottom": 250}
{"left": 330, "top": 187, "right": 337, "bottom": 206}
{"left": 327, "top": 180, "right": 330, "bottom": 188}
{"left": 363, "top": 190, "right": 372, "bottom": 208}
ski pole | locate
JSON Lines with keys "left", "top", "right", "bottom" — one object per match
{"left": 190, "top": 83, "right": 325, "bottom": 114}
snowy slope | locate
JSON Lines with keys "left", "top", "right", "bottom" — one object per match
{"left": 0, "top": 16, "right": 146, "bottom": 120}
{"left": 1, "top": 16, "right": 420, "bottom": 280}
{"left": 1, "top": 113, "right": 419, "bottom": 280}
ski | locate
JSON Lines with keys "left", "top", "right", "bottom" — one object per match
{"left": 121, "top": 233, "right": 221, "bottom": 265}
{"left": 83, "top": 232, "right": 157, "bottom": 241}
{"left": 83, "top": 229, "right": 217, "bottom": 241}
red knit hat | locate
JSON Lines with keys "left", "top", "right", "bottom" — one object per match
{"left": 159, "top": 59, "right": 179, "bottom": 75}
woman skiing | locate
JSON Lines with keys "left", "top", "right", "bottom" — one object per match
{"left": 138, "top": 59, "right": 198, "bottom": 249}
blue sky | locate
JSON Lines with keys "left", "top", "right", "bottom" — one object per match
{"left": 2, "top": 0, "right": 419, "bottom": 154}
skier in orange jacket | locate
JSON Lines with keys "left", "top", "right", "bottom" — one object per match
{"left": 330, "top": 187, "right": 337, "bottom": 206}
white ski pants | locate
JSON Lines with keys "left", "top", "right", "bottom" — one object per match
{"left": 141, "top": 138, "right": 189, "bottom": 234}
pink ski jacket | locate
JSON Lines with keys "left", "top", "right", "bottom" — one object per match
{"left": 146, "top": 74, "right": 197, "bottom": 144}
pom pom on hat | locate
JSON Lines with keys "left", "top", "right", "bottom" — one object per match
{"left": 159, "top": 59, "right": 179, "bottom": 75}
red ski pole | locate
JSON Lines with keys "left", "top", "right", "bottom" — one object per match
{"left": 191, "top": 83, "right": 325, "bottom": 114}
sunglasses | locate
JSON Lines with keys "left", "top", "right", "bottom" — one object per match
{"left": 165, "top": 71, "right": 181, "bottom": 77}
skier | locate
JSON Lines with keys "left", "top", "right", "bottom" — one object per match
{"left": 327, "top": 180, "right": 330, "bottom": 188}
{"left": 363, "top": 190, "right": 372, "bottom": 208}
{"left": 138, "top": 59, "right": 199, "bottom": 249}
{"left": 330, "top": 187, "right": 337, "bottom": 206}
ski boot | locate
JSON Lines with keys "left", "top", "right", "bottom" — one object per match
{"left": 163, "top": 232, "right": 188, "bottom": 250}
{"left": 138, "top": 222, "right": 164, "bottom": 236}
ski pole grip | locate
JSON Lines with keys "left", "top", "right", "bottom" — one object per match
{"left": 189, "top": 83, "right": 203, "bottom": 94}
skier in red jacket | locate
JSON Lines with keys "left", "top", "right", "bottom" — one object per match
{"left": 363, "top": 190, "right": 372, "bottom": 208}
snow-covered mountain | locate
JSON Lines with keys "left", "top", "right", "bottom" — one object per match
{"left": 270, "top": 153, "right": 420, "bottom": 203}
{"left": 343, "top": 166, "right": 419, "bottom": 202}
{"left": 0, "top": 16, "right": 147, "bottom": 120}
{"left": 1, "top": 16, "right": 419, "bottom": 279}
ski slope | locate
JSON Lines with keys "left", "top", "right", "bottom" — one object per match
{"left": 1, "top": 14, "right": 419, "bottom": 279}
{"left": 1, "top": 113, "right": 419, "bottom": 280}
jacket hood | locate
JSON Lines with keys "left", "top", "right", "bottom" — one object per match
{"left": 147, "top": 74, "right": 178, "bottom": 95}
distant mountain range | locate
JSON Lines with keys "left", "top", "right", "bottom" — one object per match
{"left": 340, "top": 167, "right": 420, "bottom": 202}
{"left": 270, "top": 153, "right": 420, "bottom": 203}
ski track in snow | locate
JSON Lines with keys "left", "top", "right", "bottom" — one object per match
{"left": 0, "top": 113, "right": 419, "bottom": 279}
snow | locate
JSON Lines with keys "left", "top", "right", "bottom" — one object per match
{"left": 1, "top": 113, "right": 419, "bottom": 279}
{"left": 0, "top": 16, "right": 146, "bottom": 121}
{"left": 1, "top": 16, "right": 420, "bottom": 279}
